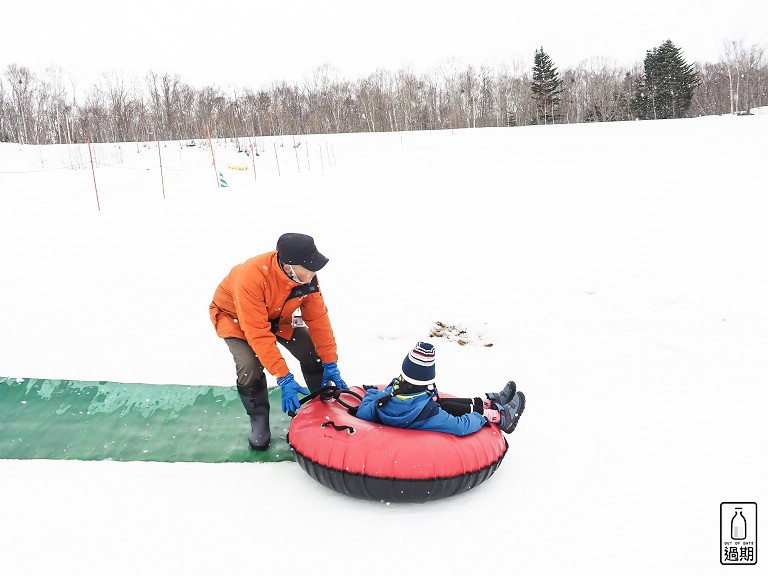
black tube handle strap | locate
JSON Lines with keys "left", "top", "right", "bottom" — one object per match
{"left": 288, "top": 385, "right": 364, "bottom": 418}
{"left": 320, "top": 420, "right": 356, "bottom": 434}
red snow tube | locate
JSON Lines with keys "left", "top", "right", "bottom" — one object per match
{"left": 287, "top": 386, "right": 508, "bottom": 503}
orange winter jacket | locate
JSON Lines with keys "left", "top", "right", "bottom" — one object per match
{"left": 209, "top": 250, "right": 338, "bottom": 378}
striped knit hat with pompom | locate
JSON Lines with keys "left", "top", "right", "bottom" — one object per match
{"left": 401, "top": 341, "right": 436, "bottom": 386}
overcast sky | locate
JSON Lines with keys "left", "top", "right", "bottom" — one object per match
{"left": 2, "top": 0, "right": 766, "bottom": 92}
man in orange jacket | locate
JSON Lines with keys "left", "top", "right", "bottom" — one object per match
{"left": 209, "top": 233, "right": 347, "bottom": 450}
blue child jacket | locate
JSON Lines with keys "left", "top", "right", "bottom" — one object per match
{"left": 355, "top": 383, "right": 487, "bottom": 437}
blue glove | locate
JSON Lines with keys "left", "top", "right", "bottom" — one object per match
{"left": 321, "top": 362, "right": 348, "bottom": 389}
{"left": 277, "top": 373, "right": 310, "bottom": 413}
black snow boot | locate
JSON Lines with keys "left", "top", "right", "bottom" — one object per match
{"left": 486, "top": 381, "right": 517, "bottom": 406}
{"left": 498, "top": 391, "right": 526, "bottom": 435}
{"left": 237, "top": 384, "right": 271, "bottom": 450}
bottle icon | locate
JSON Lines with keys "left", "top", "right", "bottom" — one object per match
{"left": 731, "top": 508, "right": 747, "bottom": 540}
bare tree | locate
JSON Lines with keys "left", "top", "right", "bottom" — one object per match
{"left": 722, "top": 39, "right": 766, "bottom": 113}
{"left": 497, "top": 61, "right": 532, "bottom": 127}
{"left": 99, "top": 72, "right": 139, "bottom": 142}
{"left": 0, "top": 81, "right": 9, "bottom": 141}
{"left": 5, "top": 64, "right": 38, "bottom": 144}
{"left": 44, "top": 66, "right": 75, "bottom": 144}
{"left": 562, "top": 57, "right": 630, "bottom": 123}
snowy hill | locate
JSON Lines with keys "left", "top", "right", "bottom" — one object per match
{"left": 1, "top": 115, "right": 767, "bottom": 575}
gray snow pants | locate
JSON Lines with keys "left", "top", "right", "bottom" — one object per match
{"left": 224, "top": 327, "right": 324, "bottom": 394}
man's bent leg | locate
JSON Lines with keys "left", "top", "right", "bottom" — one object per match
{"left": 278, "top": 327, "right": 324, "bottom": 393}
{"left": 225, "top": 337, "right": 271, "bottom": 450}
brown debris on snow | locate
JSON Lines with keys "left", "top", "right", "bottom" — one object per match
{"left": 429, "top": 321, "right": 493, "bottom": 347}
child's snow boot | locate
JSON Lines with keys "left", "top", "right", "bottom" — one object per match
{"left": 498, "top": 391, "right": 526, "bottom": 434}
{"left": 486, "top": 381, "right": 516, "bottom": 406}
{"left": 237, "top": 384, "right": 271, "bottom": 450}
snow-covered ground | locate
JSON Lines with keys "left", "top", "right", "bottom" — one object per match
{"left": 1, "top": 115, "right": 766, "bottom": 575}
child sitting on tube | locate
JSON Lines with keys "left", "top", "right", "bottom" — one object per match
{"left": 355, "top": 341, "right": 525, "bottom": 436}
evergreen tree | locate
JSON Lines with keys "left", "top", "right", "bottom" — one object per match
{"left": 630, "top": 73, "right": 650, "bottom": 119}
{"left": 531, "top": 47, "right": 563, "bottom": 124}
{"left": 633, "top": 40, "right": 699, "bottom": 119}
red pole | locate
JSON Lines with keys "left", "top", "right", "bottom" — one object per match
{"left": 273, "top": 142, "right": 281, "bottom": 177}
{"left": 207, "top": 125, "right": 219, "bottom": 187}
{"left": 157, "top": 139, "right": 166, "bottom": 199}
{"left": 87, "top": 139, "right": 101, "bottom": 211}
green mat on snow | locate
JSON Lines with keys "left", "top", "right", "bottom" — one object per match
{"left": 0, "top": 377, "right": 295, "bottom": 463}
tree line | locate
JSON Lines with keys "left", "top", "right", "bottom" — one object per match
{"left": 0, "top": 38, "right": 765, "bottom": 145}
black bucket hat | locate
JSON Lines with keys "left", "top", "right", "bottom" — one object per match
{"left": 276, "top": 233, "right": 329, "bottom": 272}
